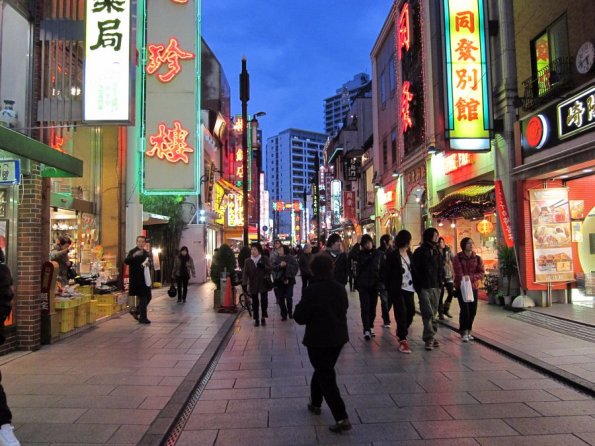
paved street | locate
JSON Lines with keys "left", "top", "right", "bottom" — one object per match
{"left": 0, "top": 280, "right": 594, "bottom": 445}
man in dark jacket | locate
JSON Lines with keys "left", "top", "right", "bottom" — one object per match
{"left": 323, "top": 233, "right": 349, "bottom": 287}
{"left": 412, "top": 227, "right": 443, "bottom": 350}
{"left": 125, "top": 235, "right": 152, "bottom": 324}
{"left": 355, "top": 234, "right": 380, "bottom": 340}
{"left": 377, "top": 234, "right": 392, "bottom": 328}
{"left": 298, "top": 243, "right": 313, "bottom": 294}
{"left": 294, "top": 253, "right": 351, "bottom": 433}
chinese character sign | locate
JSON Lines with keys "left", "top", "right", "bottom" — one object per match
{"left": 397, "top": 3, "right": 410, "bottom": 57}
{"left": 146, "top": 38, "right": 195, "bottom": 83}
{"left": 494, "top": 180, "right": 514, "bottom": 248}
{"left": 146, "top": 121, "right": 194, "bottom": 164}
{"left": 443, "top": 0, "right": 491, "bottom": 150}
{"left": 84, "top": 0, "right": 132, "bottom": 122}
{"left": 557, "top": 86, "right": 595, "bottom": 139}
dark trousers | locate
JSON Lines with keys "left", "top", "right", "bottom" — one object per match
{"left": 138, "top": 294, "right": 151, "bottom": 322}
{"left": 307, "top": 346, "right": 347, "bottom": 422}
{"left": 456, "top": 288, "right": 478, "bottom": 332}
{"left": 391, "top": 289, "right": 415, "bottom": 341}
{"left": 348, "top": 272, "right": 355, "bottom": 291}
{"left": 439, "top": 281, "right": 454, "bottom": 311}
{"left": 301, "top": 276, "right": 311, "bottom": 296}
{"left": 250, "top": 292, "right": 269, "bottom": 321}
{"left": 176, "top": 277, "right": 189, "bottom": 301}
{"left": 379, "top": 288, "right": 391, "bottom": 324}
{"left": 357, "top": 287, "right": 377, "bottom": 332}
{"left": 0, "top": 371, "right": 12, "bottom": 425}
{"left": 276, "top": 285, "right": 294, "bottom": 318}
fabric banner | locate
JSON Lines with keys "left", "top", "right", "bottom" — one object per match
{"left": 343, "top": 191, "right": 356, "bottom": 221}
{"left": 494, "top": 180, "right": 514, "bottom": 248}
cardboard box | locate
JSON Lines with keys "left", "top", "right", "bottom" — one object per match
{"left": 57, "top": 308, "right": 75, "bottom": 333}
{"left": 88, "top": 300, "right": 98, "bottom": 324}
{"left": 96, "top": 303, "right": 116, "bottom": 320}
{"left": 96, "top": 294, "right": 117, "bottom": 305}
{"left": 74, "top": 302, "right": 89, "bottom": 328}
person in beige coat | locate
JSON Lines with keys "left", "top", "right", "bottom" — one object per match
{"left": 171, "top": 246, "right": 195, "bottom": 303}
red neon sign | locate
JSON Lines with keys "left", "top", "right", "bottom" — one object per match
{"left": 146, "top": 120, "right": 194, "bottom": 164}
{"left": 146, "top": 38, "right": 195, "bottom": 83}
{"left": 401, "top": 81, "right": 414, "bottom": 133}
{"left": 444, "top": 153, "right": 472, "bottom": 174}
{"left": 398, "top": 3, "right": 410, "bottom": 58}
{"left": 170, "top": 0, "right": 188, "bottom": 3}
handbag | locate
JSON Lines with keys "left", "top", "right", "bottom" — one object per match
{"left": 264, "top": 274, "right": 274, "bottom": 291}
{"left": 143, "top": 264, "right": 152, "bottom": 287}
{"left": 167, "top": 284, "right": 177, "bottom": 298}
{"left": 460, "top": 275, "right": 474, "bottom": 303}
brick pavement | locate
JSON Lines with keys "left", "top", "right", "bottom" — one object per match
{"left": 175, "top": 286, "right": 595, "bottom": 446}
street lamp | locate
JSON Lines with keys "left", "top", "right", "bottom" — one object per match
{"left": 250, "top": 112, "right": 266, "bottom": 241}
{"left": 240, "top": 57, "right": 250, "bottom": 247}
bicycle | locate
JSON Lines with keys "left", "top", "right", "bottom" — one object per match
{"left": 238, "top": 288, "right": 252, "bottom": 317}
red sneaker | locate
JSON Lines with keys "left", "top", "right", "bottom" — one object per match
{"left": 398, "top": 340, "right": 412, "bottom": 354}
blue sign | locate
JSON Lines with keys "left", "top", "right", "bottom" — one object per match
{"left": 0, "top": 160, "right": 20, "bottom": 185}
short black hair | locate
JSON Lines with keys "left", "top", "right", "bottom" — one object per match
{"left": 310, "top": 253, "right": 334, "bottom": 280}
{"left": 394, "top": 230, "right": 412, "bottom": 249}
{"left": 251, "top": 242, "right": 263, "bottom": 255}
{"left": 422, "top": 227, "right": 439, "bottom": 243}
{"left": 326, "top": 233, "right": 342, "bottom": 248}
{"left": 360, "top": 234, "right": 374, "bottom": 246}
{"left": 460, "top": 237, "right": 473, "bottom": 251}
{"left": 380, "top": 234, "right": 391, "bottom": 247}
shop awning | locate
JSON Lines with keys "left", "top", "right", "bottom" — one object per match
{"left": 430, "top": 184, "right": 495, "bottom": 220}
{"left": 143, "top": 212, "right": 170, "bottom": 226}
{"left": 0, "top": 126, "right": 83, "bottom": 177}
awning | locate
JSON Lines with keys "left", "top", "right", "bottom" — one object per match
{"left": 0, "top": 126, "right": 83, "bottom": 177}
{"left": 143, "top": 212, "right": 170, "bottom": 226}
{"left": 430, "top": 184, "right": 495, "bottom": 220}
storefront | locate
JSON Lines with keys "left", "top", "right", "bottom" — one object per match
{"left": 376, "top": 180, "right": 399, "bottom": 239}
{"left": 398, "top": 164, "right": 427, "bottom": 245}
{"left": 515, "top": 82, "right": 595, "bottom": 306}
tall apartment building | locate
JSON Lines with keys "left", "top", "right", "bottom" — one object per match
{"left": 323, "top": 73, "right": 371, "bottom": 135}
{"left": 264, "top": 129, "right": 328, "bottom": 239}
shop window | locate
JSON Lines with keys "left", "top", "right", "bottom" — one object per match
{"left": 380, "top": 68, "right": 387, "bottom": 107}
{"left": 390, "top": 130, "right": 397, "bottom": 166}
{"left": 530, "top": 15, "right": 569, "bottom": 97}
{"left": 388, "top": 55, "right": 396, "bottom": 95}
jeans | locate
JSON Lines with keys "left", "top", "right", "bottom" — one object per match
{"left": 307, "top": 346, "right": 347, "bottom": 422}
{"left": 0, "top": 371, "right": 12, "bottom": 425}
{"left": 276, "top": 284, "right": 294, "bottom": 318}
{"left": 391, "top": 289, "right": 415, "bottom": 341}
{"left": 176, "top": 277, "right": 189, "bottom": 301}
{"left": 250, "top": 291, "right": 269, "bottom": 321}
{"left": 379, "top": 287, "right": 391, "bottom": 324}
{"left": 357, "top": 286, "right": 378, "bottom": 332}
{"left": 439, "top": 281, "right": 454, "bottom": 312}
{"left": 456, "top": 288, "right": 478, "bottom": 332}
{"left": 418, "top": 288, "right": 440, "bottom": 342}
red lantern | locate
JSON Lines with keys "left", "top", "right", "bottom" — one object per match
{"left": 476, "top": 219, "right": 494, "bottom": 235}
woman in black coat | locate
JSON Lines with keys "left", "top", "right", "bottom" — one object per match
{"left": 242, "top": 243, "right": 272, "bottom": 327}
{"left": 294, "top": 254, "right": 351, "bottom": 433}
{"left": 125, "top": 235, "right": 152, "bottom": 324}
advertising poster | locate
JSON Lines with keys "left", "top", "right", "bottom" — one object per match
{"left": 529, "top": 188, "right": 574, "bottom": 282}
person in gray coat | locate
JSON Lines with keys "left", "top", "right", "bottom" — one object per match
{"left": 272, "top": 244, "right": 299, "bottom": 320}
{"left": 242, "top": 243, "right": 272, "bottom": 327}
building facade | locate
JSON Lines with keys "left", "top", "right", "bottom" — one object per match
{"left": 324, "top": 73, "right": 371, "bottom": 136}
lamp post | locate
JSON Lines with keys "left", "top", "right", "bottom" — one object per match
{"left": 314, "top": 153, "right": 321, "bottom": 248}
{"left": 250, "top": 111, "right": 266, "bottom": 242}
{"left": 240, "top": 57, "right": 250, "bottom": 247}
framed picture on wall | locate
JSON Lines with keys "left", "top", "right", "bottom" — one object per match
{"left": 570, "top": 200, "right": 585, "bottom": 220}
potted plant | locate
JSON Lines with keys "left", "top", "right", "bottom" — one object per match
{"left": 498, "top": 245, "right": 518, "bottom": 308}
{"left": 210, "top": 244, "right": 237, "bottom": 308}
{"left": 483, "top": 273, "right": 499, "bottom": 305}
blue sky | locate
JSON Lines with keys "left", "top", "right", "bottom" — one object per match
{"left": 201, "top": 1, "right": 392, "bottom": 138}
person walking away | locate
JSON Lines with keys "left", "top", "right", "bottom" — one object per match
{"left": 0, "top": 265, "right": 20, "bottom": 446}
{"left": 385, "top": 230, "right": 416, "bottom": 354}
{"left": 347, "top": 242, "right": 360, "bottom": 292}
{"left": 438, "top": 237, "right": 455, "bottom": 319}
{"left": 298, "top": 243, "right": 313, "bottom": 295}
{"left": 453, "top": 237, "right": 484, "bottom": 342}
{"left": 293, "top": 254, "right": 351, "bottom": 433}
{"left": 125, "top": 235, "right": 152, "bottom": 324}
{"left": 272, "top": 244, "right": 299, "bottom": 320}
{"left": 242, "top": 243, "right": 272, "bottom": 327}
{"left": 171, "top": 246, "right": 196, "bottom": 303}
{"left": 412, "top": 228, "right": 443, "bottom": 350}
{"left": 355, "top": 234, "right": 380, "bottom": 340}
{"left": 324, "top": 234, "right": 349, "bottom": 287}
{"left": 377, "top": 234, "right": 392, "bottom": 328}
{"left": 50, "top": 236, "right": 73, "bottom": 286}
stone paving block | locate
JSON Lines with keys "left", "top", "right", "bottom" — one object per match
{"left": 109, "top": 384, "right": 178, "bottom": 397}
{"left": 469, "top": 389, "right": 560, "bottom": 404}
{"left": 185, "top": 410, "right": 268, "bottom": 430}
{"left": 201, "top": 387, "right": 270, "bottom": 400}
{"left": 545, "top": 388, "right": 594, "bottom": 401}
{"left": 8, "top": 383, "right": 117, "bottom": 396}
{"left": 107, "top": 424, "right": 148, "bottom": 444}
{"left": 175, "top": 429, "right": 218, "bottom": 446}
{"left": 315, "top": 421, "right": 420, "bottom": 444}
{"left": 215, "top": 426, "right": 318, "bottom": 445}
{"left": 212, "top": 369, "right": 273, "bottom": 379}
{"left": 14, "top": 422, "right": 119, "bottom": 443}
{"left": 576, "top": 432, "right": 595, "bottom": 445}
{"left": 267, "top": 406, "right": 359, "bottom": 427}
{"left": 356, "top": 405, "right": 452, "bottom": 423}
{"left": 76, "top": 408, "right": 160, "bottom": 425}
{"left": 442, "top": 402, "right": 541, "bottom": 419}
{"left": 8, "top": 394, "right": 63, "bottom": 408}
{"left": 489, "top": 378, "right": 566, "bottom": 390}
{"left": 343, "top": 393, "right": 399, "bottom": 409}
{"left": 139, "top": 396, "right": 171, "bottom": 410}
{"left": 412, "top": 419, "right": 519, "bottom": 438}
{"left": 11, "top": 407, "right": 86, "bottom": 423}
{"left": 234, "top": 375, "right": 307, "bottom": 389}
{"left": 476, "top": 434, "right": 592, "bottom": 446}
{"left": 527, "top": 400, "right": 595, "bottom": 416}
{"left": 159, "top": 376, "right": 185, "bottom": 387}
{"left": 270, "top": 385, "right": 310, "bottom": 398}
{"left": 205, "top": 378, "right": 236, "bottom": 389}
{"left": 187, "top": 400, "right": 228, "bottom": 413}
{"left": 49, "top": 395, "right": 147, "bottom": 409}
{"left": 84, "top": 374, "right": 163, "bottom": 386}
{"left": 374, "top": 439, "right": 480, "bottom": 446}
{"left": 345, "top": 382, "right": 426, "bottom": 395}
{"left": 503, "top": 415, "right": 595, "bottom": 435}
{"left": 392, "top": 391, "right": 479, "bottom": 407}
{"left": 226, "top": 397, "right": 306, "bottom": 412}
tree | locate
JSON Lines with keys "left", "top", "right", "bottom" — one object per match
{"left": 498, "top": 245, "right": 518, "bottom": 296}
{"left": 210, "top": 244, "right": 236, "bottom": 289}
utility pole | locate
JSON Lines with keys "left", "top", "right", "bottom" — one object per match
{"left": 240, "top": 57, "right": 250, "bottom": 247}
{"left": 314, "top": 152, "right": 321, "bottom": 248}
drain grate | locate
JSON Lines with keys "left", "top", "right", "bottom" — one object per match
{"left": 510, "top": 311, "right": 595, "bottom": 343}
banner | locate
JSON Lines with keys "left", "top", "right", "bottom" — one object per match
{"left": 528, "top": 188, "right": 574, "bottom": 283}
{"left": 343, "top": 191, "right": 356, "bottom": 221}
{"left": 494, "top": 180, "right": 514, "bottom": 248}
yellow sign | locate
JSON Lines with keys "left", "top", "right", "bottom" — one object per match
{"left": 443, "top": 0, "right": 491, "bottom": 150}
{"left": 213, "top": 182, "right": 226, "bottom": 225}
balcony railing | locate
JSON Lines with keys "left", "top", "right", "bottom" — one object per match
{"left": 521, "top": 57, "right": 573, "bottom": 111}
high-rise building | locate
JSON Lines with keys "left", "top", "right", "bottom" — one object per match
{"left": 323, "top": 73, "right": 371, "bottom": 135}
{"left": 264, "top": 129, "right": 328, "bottom": 240}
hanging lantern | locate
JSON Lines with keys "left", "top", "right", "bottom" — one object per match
{"left": 476, "top": 219, "right": 494, "bottom": 235}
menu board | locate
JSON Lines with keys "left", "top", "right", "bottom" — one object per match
{"left": 529, "top": 188, "right": 574, "bottom": 283}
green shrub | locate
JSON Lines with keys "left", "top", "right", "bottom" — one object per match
{"left": 210, "top": 244, "right": 236, "bottom": 289}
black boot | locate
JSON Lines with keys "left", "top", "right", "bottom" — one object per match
{"left": 444, "top": 302, "right": 453, "bottom": 318}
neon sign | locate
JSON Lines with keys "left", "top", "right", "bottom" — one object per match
{"left": 557, "top": 86, "right": 595, "bottom": 139}
{"left": 443, "top": 0, "right": 491, "bottom": 151}
{"left": 146, "top": 120, "right": 194, "bottom": 164}
{"left": 398, "top": 3, "right": 410, "bottom": 57}
{"left": 146, "top": 37, "right": 195, "bottom": 83}
{"left": 401, "top": 81, "right": 414, "bottom": 133}
{"left": 443, "top": 153, "right": 472, "bottom": 174}
{"left": 170, "top": 0, "right": 188, "bottom": 3}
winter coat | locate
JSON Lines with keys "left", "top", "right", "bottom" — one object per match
{"left": 272, "top": 254, "right": 299, "bottom": 286}
{"left": 322, "top": 249, "right": 349, "bottom": 285}
{"left": 440, "top": 247, "right": 454, "bottom": 281}
{"left": 384, "top": 249, "right": 416, "bottom": 296}
{"left": 125, "top": 247, "right": 152, "bottom": 298}
{"left": 412, "top": 242, "right": 443, "bottom": 290}
{"left": 293, "top": 278, "right": 349, "bottom": 348}
{"left": 355, "top": 248, "right": 380, "bottom": 290}
{"left": 377, "top": 246, "right": 390, "bottom": 291}
{"left": 242, "top": 255, "right": 272, "bottom": 295}
{"left": 298, "top": 252, "right": 313, "bottom": 279}
{"left": 171, "top": 255, "right": 196, "bottom": 280}
{"left": 453, "top": 251, "right": 485, "bottom": 290}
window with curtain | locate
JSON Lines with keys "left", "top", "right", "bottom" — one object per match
{"left": 531, "top": 15, "right": 569, "bottom": 97}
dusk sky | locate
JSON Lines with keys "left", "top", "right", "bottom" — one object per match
{"left": 202, "top": 1, "right": 392, "bottom": 139}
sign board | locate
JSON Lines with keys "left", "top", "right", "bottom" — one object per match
{"left": 557, "top": 85, "right": 595, "bottom": 140}
{"left": 0, "top": 160, "right": 20, "bottom": 185}
{"left": 442, "top": 0, "right": 492, "bottom": 151}
{"left": 529, "top": 188, "right": 574, "bottom": 283}
{"left": 343, "top": 157, "right": 361, "bottom": 181}
{"left": 83, "top": 0, "right": 133, "bottom": 123}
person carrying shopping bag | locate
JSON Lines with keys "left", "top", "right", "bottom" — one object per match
{"left": 171, "top": 247, "right": 196, "bottom": 303}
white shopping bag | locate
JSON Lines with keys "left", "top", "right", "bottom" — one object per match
{"left": 461, "top": 276, "right": 474, "bottom": 303}
{"left": 143, "top": 259, "right": 152, "bottom": 287}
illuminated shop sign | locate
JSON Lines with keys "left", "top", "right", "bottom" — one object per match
{"left": 398, "top": 3, "right": 410, "bottom": 57}
{"left": 331, "top": 180, "right": 342, "bottom": 226}
{"left": 227, "top": 193, "right": 243, "bottom": 227}
{"left": 146, "top": 121, "right": 194, "bottom": 164}
{"left": 83, "top": 0, "right": 133, "bottom": 123}
{"left": 557, "top": 86, "right": 595, "bottom": 139}
{"left": 444, "top": 153, "right": 473, "bottom": 174}
{"left": 146, "top": 37, "right": 195, "bottom": 83}
{"left": 442, "top": 0, "right": 492, "bottom": 151}
{"left": 401, "top": 81, "right": 414, "bottom": 133}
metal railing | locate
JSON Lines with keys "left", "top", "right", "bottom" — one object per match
{"left": 521, "top": 56, "right": 573, "bottom": 111}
